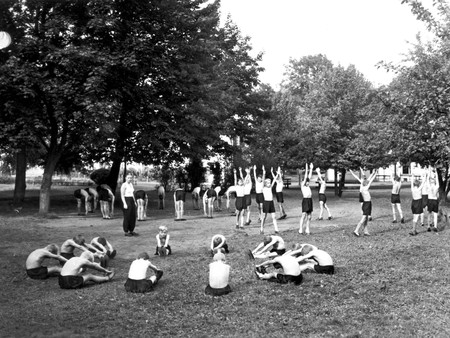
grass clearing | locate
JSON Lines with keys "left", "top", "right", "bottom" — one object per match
{"left": 1, "top": 183, "right": 449, "bottom": 337}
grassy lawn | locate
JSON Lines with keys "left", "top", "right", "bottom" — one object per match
{"left": 0, "top": 182, "right": 449, "bottom": 337}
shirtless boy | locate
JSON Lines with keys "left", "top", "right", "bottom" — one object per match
{"left": 350, "top": 168, "right": 378, "bottom": 236}
{"left": 316, "top": 167, "right": 332, "bottom": 220}
{"left": 26, "top": 244, "right": 68, "bottom": 279}
{"left": 295, "top": 244, "right": 335, "bottom": 275}
{"left": 60, "top": 235, "right": 90, "bottom": 263}
{"left": 243, "top": 167, "right": 253, "bottom": 225}
{"left": 74, "top": 188, "right": 91, "bottom": 215}
{"left": 299, "top": 163, "right": 314, "bottom": 235}
{"left": 205, "top": 252, "right": 231, "bottom": 296}
{"left": 260, "top": 165, "right": 280, "bottom": 234}
{"left": 390, "top": 174, "right": 404, "bottom": 224}
{"left": 248, "top": 235, "right": 286, "bottom": 260}
{"left": 254, "top": 254, "right": 303, "bottom": 285}
{"left": 273, "top": 166, "right": 287, "bottom": 220}
{"left": 410, "top": 172, "right": 427, "bottom": 236}
{"left": 253, "top": 165, "right": 264, "bottom": 222}
{"left": 234, "top": 168, "right": 246, "bottom": 229}
{"left": 59, "top": 251, "right": 114, "bottom": 289}
{"left": 427, "top": 167, "right": 440, "bottom": 232}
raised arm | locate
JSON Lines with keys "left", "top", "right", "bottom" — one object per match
{"left": 367, "top": 169, "right": 378, "bottom": 187}
{"left": 239, "top": 167, "right": 244, "bottom": 181}
{"left": 316, "top": 168, "right": 324, "bottom": 184}
{"left": 244, "top": 167, "right": 251, "bottom": 185}
{"left": 261, "top": 165, "right": 266, "bottom": 182}
{"left": 233, "top": 169, "right": 237, "bottom": 186}
{"left": 253, "top": 165, "right": 258, "bottom": 182}
{"left": 302, "top": 163, "right": 308, "bottom": 185}
{"left": 271, "top": 167, "right": 276, "bottom": 179}
{"left": 349, "top": 169, "right": 361, "bottom": 183}
{"left": 308, "top": 163, "right": 314, "bottom": 180}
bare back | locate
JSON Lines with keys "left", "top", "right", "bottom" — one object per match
{"left": 26, "top": 249, "right": 50, "bottom": 269}
{"left": 60, "top": 257, "right": 89, "bottom": 276}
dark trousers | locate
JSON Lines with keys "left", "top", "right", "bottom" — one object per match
{"left": 123, "top": 197, "right": 136, "bottom": 233}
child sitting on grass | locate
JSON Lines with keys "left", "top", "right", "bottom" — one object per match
{"left": 248, "top": 235, "right": 286, "bottom": 260}
{"left": 124, "top": 252, "right": 163, "bottom": 293}
{"left": 59, "top": 251, "right": 114, "bottom": 289}
{"left": 60, "top": 235, "right": 91, "bottom": 264}
{"left": 155, "top": 226, "right": 171, "bottom": 256}
{"left": 254, "top": 254, "right": 303, "bottom": 285}
{"left": 90, "top": 236, "right": 117, "bottom": 268}
{"left": 26, "top": 244, "right": 68, "bottom": 279}
{"left": 205, "top": 252, "right": 231, "bottom": 296}
{"left": 210, "top": 234, "right": 229, "bottom": 256}
{"left": 295, "top": 244, "right": 335, "bottom": 275}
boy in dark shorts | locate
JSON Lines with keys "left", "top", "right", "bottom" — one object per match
{"left": 174, "top": 184, "right": 186, "bottom": 220}
{"left": 427, "top": 167, "right": 440, "bottom": 232}
{"left": 205, "top": 184, "right": 217, "bottom": 218}
{"left": 261, "top": 165, "right": 280, "bottom": 234}
{"left": 295, "top": 244, "right": 335, "bottom": 275}
{"left": 59, "top": 251, "right": 114, "bottom": 289}
{"left": 243, "top": 167, "right": 253, "bottom": 225}
{"left": 390, "top": 174, "right": 404, "bottom": 224}
{"left": 254, "top": 255, "right": 303, "bottom": 285}
{"left": 74, "top": 188, "right": 91, "bottom": 215}
{"left": 272, "top": 166, "right": 287, "bottom": 220}
{"left": 350, "top": 168, "right": 378, "bottom": 236}
{"left": 253, "top": 165, "right": 264, "bottom": 222}
{"left": 316, "top": 167, "right": 332, "bottom": 220}
{"left": 26, "top": 244, "right": 68, "bottom": 279}
{"left": 124, "top": 252, "right": 163, "bottom": 293}
{"left": 97, "top": 184, "right": 115, "bottom": 219}
{"left": 60, "top": 235, "right": 91, "bottom": 264}
{"left": 205, "top": 252, "right": 231, "bottom": 296}
{"left": 299, "top": 163, "right": 314, "bottom": 235}
{"left": 134, "top": 189, "right": 148, "bottom": 221}
{"left": 90, "top": 236, "right": 116, "bottom": 267}
{"left": 410, "top": 173, "right": 427, "bottom": 236}
{"left": 155, "top": 226, "right": 171, "bottom": 256}
{"left": 234, "top": 168, "right": 246, "bottom": 229}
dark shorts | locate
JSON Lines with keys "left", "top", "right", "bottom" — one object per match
{"left": 235, "top": 196, "right": 244, "bottom": 211}
{"left": 74, "top": 189, "right": 82, "bottom": 199}
{"left": 26, "top": 266, "right": 49, "bottom": 280}
{"left": 314, "top": 265, "right": 335, "bottom": 275}
{"left": 98, "top": 188, "right": 110, "bottom": 201}
{"left": 391, "top": 194, "right": 401, "bottom": 204}
{"left": 422, "top": 195, "right": 428, "bottom": 209}
{"left": 207, "top": 190, "right": 217, "bottom": 199}
{"left": 359, "top": 193, "right": 364, "bottom": 203}
{"left": 362, "top": 201, "right": 372, "bottom": 216}
{"left": 155, "top": 245, "right": 172, "bottom": 256}
{"left": 256, "top": 193, "right": 264, "bottom": 204}
{"left": 269, "top": 248, "right": 286, "bottom": 256}
{"left": 59, "top": 275, "right": 84, "bottom": 289}
{"left": 427, "top": 199, "right": 439, "bottom": 213}
{"left": 302, "top": 198, "right": 313, "bottom": 213}
{"left": 175, "top": 190, "right": 186, "bottom": 202}
{"left": 205, "top": 284, "right": 231, "bottom": 296}
{"left": 263, "top": 200, "right": 275, "bottom": 214}
{"left": 319, "top": 193, "right": 327, "bottom": 203}
{"left": 411, "top": 199, "right": 422, "bottom": 215}
{"left": 276, "top": 192, "right": 284, "bottom": 203}
{"left": 135, "top": 190, "right": 147, "bottom": 200}
{"left": 124, "top": 278, "right": 154, "bottom": 293}
{"left": 244, "top": 194, "right": 251, "bottom": 207}
{"left": 274, "top": 273, "right": 303, "bottom": 285}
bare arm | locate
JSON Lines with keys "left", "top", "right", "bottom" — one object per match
{"left": 308, "top": 163, "right": 314, "bottom": 180}
{"left": 295, "top": 252, "right": 314, "bottom": 263}
{"left": 253, "top": 165, "right": 257, "bottom": 182}
{"left": 156, "top": 234, "right": 162, "bottom": 247}
{"left": 164, "top": 234, "right": 170, "bottom": 247}
{"left": 255, "top": 258, "right": 276, "bottom": 268}
{"left": 302, "top": 164, "right": 308, "bottom": 185}
{"left": 233, "top": 169, "right": 237, "bottom": 186}
{"left": 316, "top": 168, "right": 324, "bottom": 184}
{"left": 349, "top": 169, "right": 361, "bottom": 183}
{"left": 87, "top": 261, "right": 111, "bottom": 274}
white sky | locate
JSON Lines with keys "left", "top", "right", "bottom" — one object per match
{"left": 219, "top": 0, "right": 435, "bottom": 88}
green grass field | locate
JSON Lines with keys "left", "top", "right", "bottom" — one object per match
{"left": 1, "top": 183, "right": 449, "bottom": 337}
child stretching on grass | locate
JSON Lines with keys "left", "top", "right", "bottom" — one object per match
{"left": 124, "top": 252, "right": 163, "bottom": 293}
{"left": 155, "top": 226, "right": 171, "bottom": 256}
{"left": 60, "top": 235, "right": 91, "bottom": 263}
{"left": 254, "top": 254, "right": 303, "bottom": 285}
{"left": 205, "top": 252, "right": 232, "bottom": 296}
{"left": 59, "top": 251, "right": 114, "bottom": 289}
{"left": 210, "top": 234, "right": 229, "bottom": 256}
{"left": 294, "top": 244, "right": 335, "bottom": 275}
{"left": 90, "top": 236, "right": 117, "bottom": 268}
{"left": 248, "top": 235, "right": 286, "bottom": 260}
{"left": 26, "top": 244, "right": 68, "bottom": 279}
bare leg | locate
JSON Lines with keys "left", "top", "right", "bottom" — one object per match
{"left": 47, "top": 266, "right": 62, "bottom": 276}
{"left": 82, "top": 271, "right": 114, "bottom": 284}
{"left": 319, "top": 201, "right": 324, "bottom": 219}
{"left": 272, "top": 213, "right": 279, "bottom": 233}
{"left": 391, "top": 204, "right": 397, "bottom": 222}
{"left": 260, "top": 213, "right": 267, "bottom": 234}
{"left": 305, "top": 213, "right": 311, "bottom": 235}
{"left": 396, "top": 204, "right": 404, "bottom": 222}
{"left": 299, "top": 213, "right": 306, "bottom": 234}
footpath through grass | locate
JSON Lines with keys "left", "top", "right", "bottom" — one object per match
{"left": 0, "top": 183, "right": 450, "bottom": 337}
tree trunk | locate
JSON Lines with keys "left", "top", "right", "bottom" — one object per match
{"left": 107, "top": 156, "right": 123, "bottom": 193}
{"left": 13, "top": 147, "right": 27, "bottom": 205}
{"left": 39, "top": 155, "right": 60, "bottom": 214}
{"left": 338, "top": 168, "right": 346, "bottom": 197}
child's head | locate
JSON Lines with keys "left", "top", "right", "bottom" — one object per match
{"left": 413, "top": 179, "right": 421, "bottom": 187}
{"left": 213, "top": 252, "right": 226, "bottom": 262}
{"left": 46, "top": 244, "right": 59, "bottom": 255}
{"left": 73, "top": 235, "right": 85, "bottom": 246}
{"left": 362, "top": 179, "right": 369, "bottom": 186}
{"left": 257, "top": 175, "right": 262, "bottom": 182}
{"left": 137, "top": 252, "right": 150, "bottom": 260}
{"left": 263, "top": 236, "right": 272, "bottom": 246}
{"left": 97, "top": 237, "right": 107, "bottom": 246}
{"left": 304, "top": 178, "right": 310, "bottom": 186}
{"left": 300, "top": 244, "right": 314, "bottom": 256}
{"left": 213, "top": 237, "right": 223, "bottom": 248}
{"left": 394, "top": 175, "right": 401, "bottom": 182}
{"left": 237, "top": 178, "right": 243, "bottom": 186}
{"left": 81, "top": 251, "right": 94, "bottom": 262}
{"left": 264, "top": 178, "right": 271, "bottom": 187}
{"left": 430, "top": 178, "right": 436, "bottom": 185}
{"left": 158, "top": 226, "right": 168, "bottom": 234}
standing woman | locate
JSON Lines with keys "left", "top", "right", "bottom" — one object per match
{"left": 121, "top": 174, "right": 138, "bottom": 236}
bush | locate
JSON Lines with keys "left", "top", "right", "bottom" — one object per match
{"left": 0, "top": 176, "right": 15, "bottom": 184}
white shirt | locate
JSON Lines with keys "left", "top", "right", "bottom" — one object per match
{"left": 255, "top": 181, "right": 264, "bottom": 194}
{"left": 209, "top": 261, "right": 230, "bottom": 288}
{"left": 262, "top": 186, "right": 273, "bottom": 201}
{"left": 128, "top": 259, "right": 150, "bottom": 280}
{"left": 122, "top": 182, "right": 134, "bottom": 197}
